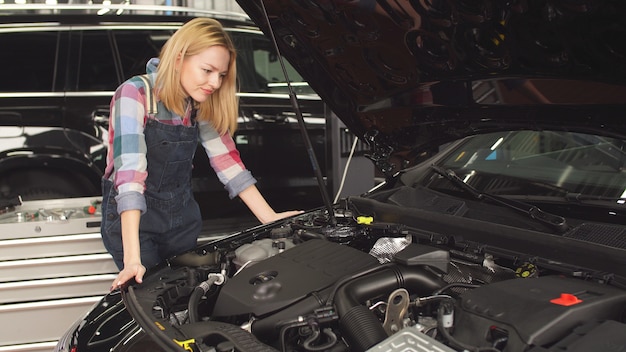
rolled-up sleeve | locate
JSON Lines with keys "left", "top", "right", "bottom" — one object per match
{"left": 108, "top": 78, "right": 149, "bottom": 214}
{"left": 198, "top": 121, "right": 257, "bottom": 199}
{"left": 115, "top": 191, "right": 147, "bottom": 214}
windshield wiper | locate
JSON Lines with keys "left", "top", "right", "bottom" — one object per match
{"left": 564, "top": 193, "right": 626, "bottom": 203}
{"left": 429, "top": 165, "right": 569, "bottom": 234}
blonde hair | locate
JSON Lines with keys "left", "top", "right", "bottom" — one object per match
{"left": 156, "top": 17, "right": 238, "bottom": 135}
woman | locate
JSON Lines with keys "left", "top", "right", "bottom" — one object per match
{"left": 101, "top": 18, "right": 301, "bottom": 289}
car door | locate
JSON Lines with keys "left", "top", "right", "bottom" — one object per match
{"left": 63, "top": 25, "right": 176, "bottom": 183}
{"left": 0, "top": 28, "right": 100, "bottom": 199}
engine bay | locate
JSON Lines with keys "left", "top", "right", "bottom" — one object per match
{"left": 123, "top": 195, "right": 626, "bottom": 352}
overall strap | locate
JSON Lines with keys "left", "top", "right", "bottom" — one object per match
{"left": 137, "top": 74, "right": 158, "bottom": 115}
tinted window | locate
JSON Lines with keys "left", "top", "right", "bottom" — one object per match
{"left": 114, "top": 30, "right": 173, "bottom": 79}
{"left": 0, "top": 31, "right": 62, "bottom": 92}
{"left": 232, "top": 31, "right": 314, "bottom": 95}
{"left": 70, "top": 31, "right": 119, "bottom": 91}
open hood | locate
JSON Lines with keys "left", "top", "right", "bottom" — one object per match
{"left": 237, "top": 0, "right": 626, "bottom": 171}
{"left": 54, "top": 4, "right": 626, "bottom": 352}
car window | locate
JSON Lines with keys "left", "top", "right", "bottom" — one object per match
{"left": 231, "top": 31, "right": 315, "bottom": 95}
{"left": 69, "top": 30, "right": 119, "bottom": 91}
{"left": 0, "top": 31, "right": 65, "bottom": 92}
{"left": 114, "top": 30, "right": 173, "bottom": 79}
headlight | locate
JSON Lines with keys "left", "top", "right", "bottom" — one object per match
{"left": 53, "top": 315, "right": 83, "bottom": 352}
{"left": 54, "top": 298, "right": 103, "bottom": 352}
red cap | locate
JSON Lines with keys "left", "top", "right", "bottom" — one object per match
{"left": 550, "top": 293, "right": 583, "bottom": 306}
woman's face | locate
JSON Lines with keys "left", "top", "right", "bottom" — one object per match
{"left": 179, "top": 45, "right": 230, "bottom": 103}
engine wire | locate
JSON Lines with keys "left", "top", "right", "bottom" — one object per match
{"left": 334, "top": 135, "right": 359, "bottom": 203}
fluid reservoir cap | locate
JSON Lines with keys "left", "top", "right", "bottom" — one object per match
{"left": 271, "top": 226, "right": 292, "bottom": 239}
{"left": 357, "top": 216, "right": 373, "bottom": 225}
{"left": 550, "top": 293, "right": 583, "bottom": 306}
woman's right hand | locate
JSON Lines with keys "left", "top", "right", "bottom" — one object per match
{"left": 111, "top": 262, "right": 146, "bottom": 291}
{"left": 112, "top": 209, "right": 144, "bottom": 290}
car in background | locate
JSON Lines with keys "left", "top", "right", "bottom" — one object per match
{"left": 0, "top": 4, "right": 326, "bottom": 219}
{"left": 56, "top": 1, "right": 626, "bottom": 351}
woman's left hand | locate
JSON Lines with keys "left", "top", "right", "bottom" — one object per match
{"left": 264, "top": 210, "right": 304, "bottom": 224}
{"left": 239, "top": 185, "right": 305, "bottom": 224}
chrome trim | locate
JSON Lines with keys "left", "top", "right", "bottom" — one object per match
{"left": 0, "top": 92, "right": 65, "bottom": 98}
{"left": 0, "top": 91, "right": 321, "bottom": 100}
{"left": 64, "top": 91, "right": 115, "bottom": 97}
{"left": 268, "top": 82, "right": 310, "bottom": 87}
{"left": 0, "top": 25, "right": 71, "bottom": 34}
{"left": 236, "top": 116, "right": 326, "bottom": 124}
{"left": 0, "top": 22, "right": 60, "bottom": 28}
{"left": 226, "top": 27, "right": 265, "bottom": 35}
{"left": 0, "top": 24, "right": 263, "bottom": 34}
{"left": 0, "top": 4, "right": 251, "bottom": 21}
{"left": 238, "top": 92, "right": 321, "bottom": 100}
{"left": 67, "top": 24, "right": 181, "bottom": 31}
{"left": 0, "top": 91, "right": 112, "bottom": 98}
{"left": 0, "top": 24, "right": 179, "bottom": 33}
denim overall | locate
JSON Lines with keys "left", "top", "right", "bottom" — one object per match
{"left": 101, "top": 103, "right": 201, "bottom": 270}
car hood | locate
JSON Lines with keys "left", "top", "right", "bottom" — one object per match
{"left": 237, "top": 0, "right": 626, "bottom": 171}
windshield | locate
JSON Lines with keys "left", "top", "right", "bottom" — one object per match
{"left": 431, "top": 131, "right": 626, "bottom": 200}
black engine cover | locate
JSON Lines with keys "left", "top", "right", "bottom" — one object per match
{"left": 453, "top": 276, "right": 626, "bottom": 351}
{"left": 213, "top": 239, "right": 380, "bottom": 316}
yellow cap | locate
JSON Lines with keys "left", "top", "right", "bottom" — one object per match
{"left": 356, "top": 216, "right": 374, "bottom": 225}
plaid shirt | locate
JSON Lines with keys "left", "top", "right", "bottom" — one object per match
{"left": 104, "top": 58, "right": 255, "bottom": 214}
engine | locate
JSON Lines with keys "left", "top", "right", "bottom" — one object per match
{"left": 135, "top": 207, "right": 626, "bottom": 352}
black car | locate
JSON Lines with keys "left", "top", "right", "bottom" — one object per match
{"left": 56, "top": 1, "right": 626, "bottom": 351}
{"left": 0, "top": 4, "right": 327, "bottom": 219}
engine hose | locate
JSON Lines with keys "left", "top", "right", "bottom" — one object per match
{"left": 188, "top": 275, "right": 222, "bottom": 323}
{"left": 188, "top": 286, "right": 205, "bottom": 323}
{"left": 253, "top": 265, "right": 445, "bottom": 347}
{"left": 303, "top": 326, "right": 338, "bottom": 351}
{"left": 433, "top": 282, "right": 481, "bottom": 295}
{"left": 334, "top": 265, "right": 446, "bottom": 350}
{"left": 340, "top": 305, "right": 388, "bottom": 350}
{"left": 293, "top": 229, "right": 327, "bottom": 242}
{"left": 278, "top": 320, "right": 307, "bottom": 352}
